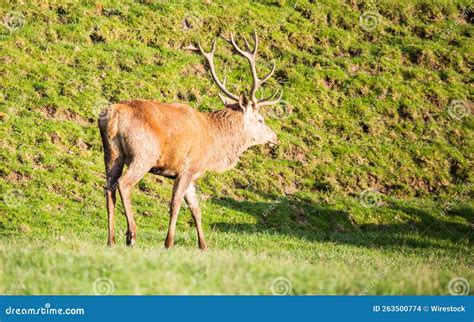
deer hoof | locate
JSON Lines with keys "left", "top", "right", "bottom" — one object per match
{"left": 107, "top": 237, "right": 116, "bottom": 247}
{"left": 126, "top": 232, "right": 136, "bottom": 247}
{"left": 164, "top": 240, "right": 174, "bottom": 249}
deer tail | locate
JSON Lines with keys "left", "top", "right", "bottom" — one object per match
{"left": 98, "top": 104, "right": 120, "bottom": 160}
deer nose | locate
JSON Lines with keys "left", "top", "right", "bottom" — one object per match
{"left": 268, "top": 135, "right": 279, "bottom": 146}
{"left": 272, "top": 133, "right": 279, "bottom": 144}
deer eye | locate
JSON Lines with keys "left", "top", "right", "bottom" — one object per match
{"left": 258, "top": 119, "right": 263, "bottom": 123}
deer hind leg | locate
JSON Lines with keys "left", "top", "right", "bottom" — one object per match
{"left": 117, "top": 160, "right": 153, "bottom": 246}
{"left": 165, "top": 174, "right": 192, "bottom": 249}
{"left": 105, "top": 155, "right": 124, "bottom": 247}
{"left": 184, "top": 183, "right": 207, "bottom": 250}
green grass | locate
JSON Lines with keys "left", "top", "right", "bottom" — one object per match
{"left": 0, "top": 0, "right": 472, "bottom": 294}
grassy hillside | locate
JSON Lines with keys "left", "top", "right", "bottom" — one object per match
{"left": 0, "top": 0, "right": 472, "bottom": 294}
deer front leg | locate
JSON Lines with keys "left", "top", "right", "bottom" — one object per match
{"left": 184, "top": 183, "right": 207, "bottom": 250}
{"left": 165, "top": 174, "right": 192, "bottom": 249}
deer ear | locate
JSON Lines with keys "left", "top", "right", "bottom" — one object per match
{"left": 238, "top": 93, "right": 249, "bottom": 112}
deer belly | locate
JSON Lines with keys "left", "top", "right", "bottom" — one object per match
{"left": 149, "top": 167, "right": 177, "bottom": 179}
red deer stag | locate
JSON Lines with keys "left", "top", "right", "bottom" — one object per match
{"left": 98, "top": 31, "right": 281, "bottom": 250}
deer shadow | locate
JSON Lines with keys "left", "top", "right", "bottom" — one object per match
{"left": 209, "top": 190, "right": 472, "bottom": 249}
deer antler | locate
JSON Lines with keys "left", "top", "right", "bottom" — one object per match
{"left": 188, "top": 31, "right": 281, "bottom": 107}
{"left": 193, "top": 39, "right": 240, "bottom": 102}
{"left": 257, "top": 89, "right": 283, "bottom": 107}
{"left": 226, "top": 30, "right": 280, "bottom": 107}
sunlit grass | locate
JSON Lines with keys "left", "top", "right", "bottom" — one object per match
{"left": 0, "top": 0, "right": 472, "bottom": 294}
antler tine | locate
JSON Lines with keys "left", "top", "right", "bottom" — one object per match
{"left": 243, "top": 36, "right": 251, "bottom": 52}
{"left": 260, "top": 60, "right": 276, "bottom": 85}
{"left": 252, "top": 29, "right": 259, "bottom": 55}
{"left": 183, "top": 43, "right": 199, "bottom": 51}
{"left": 221, "top": 33, "right": 231, "bottom": 43}
{"left": 210, "top": 37, "right": 217, "bottom": 54}
{"left": 258, "top": 88, "right": 279, "bottom": 102}
{"left": 258, "top": 89, "right": 283, "bottom": 106}
{"left": 197, "top": 38, "right": 216, "bottom": 58}
{"left": 229, "top": 32, "right": 261, "bottom": 103}
{"left": 230, "top": 32, "right": 250, "bottom": 58}
{"left": 196, "top": 38, "right": 239, "bottom": 102}
{"left": 217, "top": 75, "right": 236, "bottom": 104}
{"left": 196, "top": 40, "right": 205, "bottom": 55}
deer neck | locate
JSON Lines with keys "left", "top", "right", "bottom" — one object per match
{"left": 205, "top": 108, "right": 249, "bottom": 172}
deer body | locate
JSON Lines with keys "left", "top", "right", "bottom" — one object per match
{"left": 101, "top": 100, "right": 259, "bottom": 178}
{"left": 99, "top": 32, "right": 281, "bottom": 249}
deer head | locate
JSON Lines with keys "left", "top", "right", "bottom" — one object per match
{"left": 194, "top": 30, "right": 281, "bottom": 147}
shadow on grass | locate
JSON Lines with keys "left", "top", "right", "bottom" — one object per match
{"left": 210, "top": 190, "right": 472, "bottom": 249}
